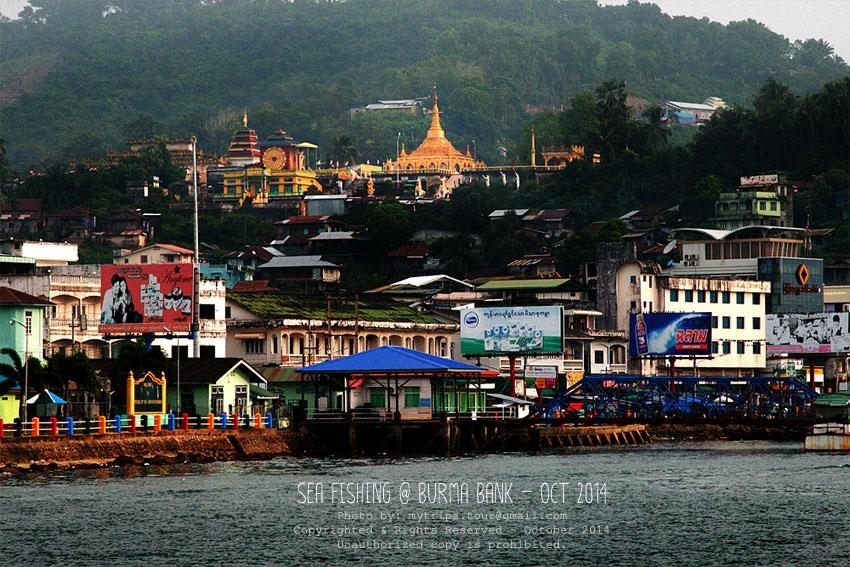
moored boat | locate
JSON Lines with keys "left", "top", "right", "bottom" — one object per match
{"left": 804, "top": 393, "right": 850, "bottom": 452}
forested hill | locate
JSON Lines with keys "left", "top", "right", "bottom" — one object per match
{"left": 1, "top": 0, "right": 847, "bottom": 168}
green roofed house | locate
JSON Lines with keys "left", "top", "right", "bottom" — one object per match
{"left": 225, "top": 290, "right": 459, "bottom": 369}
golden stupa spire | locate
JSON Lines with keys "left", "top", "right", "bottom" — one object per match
{"left": 427, "top": 83, "right": 445, "bottom": 140}
{"left": 242, "top": 108, "right": 248, "bottom": 128}
{"left": 530, "top": 123, "right": 537, "bottom": 167}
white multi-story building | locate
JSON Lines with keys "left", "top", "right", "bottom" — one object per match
{"left": 616, "top": 261, "right": 770, "bottom": 376}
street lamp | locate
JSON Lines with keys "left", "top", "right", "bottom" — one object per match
{"left": 9, "top": 318, "right": 30, "bottom": 422}
{"left": 164, "top": 327, "right": 180, "bottom": 413}
{"left": 396, "top": 131, "right": 401, "bottom": 189}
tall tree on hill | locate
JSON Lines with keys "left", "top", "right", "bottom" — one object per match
{"left": 593, "top": 79, "right": 632, "bottom": 164}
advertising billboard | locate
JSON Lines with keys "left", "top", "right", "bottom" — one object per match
{"left": 460, "top": 306, "right": 562, "bottom": 356}
{"left": 99, "top": 264, "right": 193, "bottom": 334}
{"left": 629, "top": 313, "right": 712, "bottom": 356}
{"left": 767, "top": 312, "right": 850, "bottom": 354}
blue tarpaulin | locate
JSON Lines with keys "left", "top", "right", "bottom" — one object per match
{"left": 27, "top": 389, "right": 67, "bottom": 405}
{"left": 298, "top": 346, "right": 492, "bottom": 375}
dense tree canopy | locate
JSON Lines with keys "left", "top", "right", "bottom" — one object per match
{"left": 0, "top": 0, "right": 846, "bottom": 168}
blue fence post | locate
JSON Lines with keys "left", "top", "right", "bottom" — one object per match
{"left": 66, "top": 416, "right": 74, "bottom": 436}
{"left": 167, "top": 412, "right": 175, "bottom": 431}
{"left": 114, "top": 415, "right": 122, "bottom": 433}
{"left": 266, "top": 412, "right": 273, "bottom": 429}
{"left": 219, "top": 412, "right": 228, "bottom": 430}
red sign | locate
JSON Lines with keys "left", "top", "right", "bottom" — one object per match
{"left": 99, "top": 264, "right": 193, "bottom": 334}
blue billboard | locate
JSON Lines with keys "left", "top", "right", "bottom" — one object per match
{"left": 629, "top": 312, "right": 712, "bottom": 357}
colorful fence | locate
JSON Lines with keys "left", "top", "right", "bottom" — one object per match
{"left": 0, "top": 412, "right": 276, "bottom": 439}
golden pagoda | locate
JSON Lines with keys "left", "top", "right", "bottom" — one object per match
{"left": 384, "top": 88, "right": 485, "bottom": 174}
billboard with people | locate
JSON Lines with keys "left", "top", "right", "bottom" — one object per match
{"left": 629, "top": 312, "right": 712, "bottom": 356}
{"left": 767, "top": 312, "right": 850, "bottom": 354}
{"left": 99, "top": 264, "right": 193, "bottom": 334}
{"left": 460, "top": 306, "right": 562, "bottom": 356}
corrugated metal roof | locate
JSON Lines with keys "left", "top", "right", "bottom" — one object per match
{"left": 299, "top": 346, "right": 490, "bottom": 374}
{"left": 477, "top": 279, "right": 572, "bottom": 291}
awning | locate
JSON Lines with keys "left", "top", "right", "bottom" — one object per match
{"left": 487, "top": 393, "right": 535, "bottom": 405}
{"left": 234, "top": 332, "right": 267, "bottom": 340}
{"left": 250, "top": 385, "right": 279, "bottom": 400}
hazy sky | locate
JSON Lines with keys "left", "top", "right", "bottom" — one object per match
{"left": 599, "top": 0, "right": 850, "bottom": 61}
{"left": 1, "top": 0, "right": 848, "bottom": 61}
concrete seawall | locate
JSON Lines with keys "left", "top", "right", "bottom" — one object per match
{"left": 0, "top": 430, "right": 296, "bottom": 472}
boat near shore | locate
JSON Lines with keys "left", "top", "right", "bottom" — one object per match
{"left": 804, "top": 393, "right": 850, "bottom": 452}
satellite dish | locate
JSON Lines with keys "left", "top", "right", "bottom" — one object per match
{"left": 662, "top": 240, "right": 678, "bottom": 255}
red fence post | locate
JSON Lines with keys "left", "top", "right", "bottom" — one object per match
{"left": 0, "top": 418, "right": 4, "bottom": 439}
{"left": 181, "top": 413, "right": 189, "bottom": 431}
{"left": 232, "top": 413, "right": 239, "bottom": 430}
{"left": 129, "top": 415, "right": 137, "bottom": 433}
{"left": 31, "top": 417, "right": 40, "bottom": 437}
{"left": 50, "top": 417, "right": 58, "bottom": 437}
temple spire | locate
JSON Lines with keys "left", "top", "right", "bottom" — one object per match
{"left": 427, "top": 84, "right": 445, "bottom": 139}
{"left": 242, "top": 109, "right": 248, "bottom": 128}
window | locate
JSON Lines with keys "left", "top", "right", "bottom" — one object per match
{"left": 670, "top": 290, "right": 679, "bottom": 301}
{"left": 225, "top": 306, "right": 232, "bottom": 318}
{"left": 171, "top": 344, "right": 189, "bottom": 359}
{"left": 722, "top": 317, "right": 731, "bottom": 329}
{"left": 759, "top": 201, "right": 766, "bottom": 210}
{"left": 753, "top": 317, "right": 761, "bottom": 330}
{"left": 211, "top": 385, "right": 224, "bottom": 414}
{"left": 722, "top": 292, "right": 730, "bottom": 304}
{"left": 648, "top": 277, "right": 653, "bottom": 288}
{"left": 712, "top": 316, "right": 718, "bottom": 329}
{"left": 710, "top": 291, "right": 718, "bottom": 303}
{"left": 141, "top": 254, "right": 148, "bottom": 263}
{"left": 369, "top": 388, "right": 386, "bottom": 409}
{"left": 753, "top": 342, "right": 761, "bottom": 354}
{"left": 594, "top": 350, "right": 605, "bottom": 364}
{"left": 200, "top": 345, "right": 216, "bottom": 359}
{"left": 272, "top": 335, "right": 278, "bottom": 354}
{"left": 404, "top": 387, "right": 421, "bottom": 408}
{"left": 770, "top": 202, "right": 777, "bottom": 211}
{"left": 629, "top": 275, "right": 637, "bottom": 285}
{"left": 737, "top": 342, "right": 745, "bottom": 354}
{"left": 736, "top": 292, "right": 745, "bottom": 304}
{"left": 199, "top": 304, "right": 215, "bottom": 320}
{"left": 711, "top": 341, "right": 718, "bottom": 354}
{"left": 630, "top": 301, "right": 637, "bottom": 312}
{"left": 684, "top": 290, "right": 693, "bottom": 302}
{"left": 752, "top": 293, "right": 760, "bottom": 305}
{"left": 24, "top": 310, "right": 33, "bottom": 335}
{"left": 697, "top": 290, "right": 706, "bottom": 303}
{"left": 648, "top": 302, "right": 653, "bottom": 312}
{"left": 610, "top": 345, "right": 626, "bottom": 364}
{"left": 235, "top": 385, "right": 248, "bottom": 414}
{"left": 244, "top": 339, "right": 265, "bottom": 354}
{"left": 722, "top": 342, "right": 731, "bottom": 355}
{"left": 736, "top": 317, "right": 745, "bottom": 329}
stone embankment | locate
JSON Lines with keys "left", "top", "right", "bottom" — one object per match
{"left": 648, "top": 422, "right": 809, "bottom": 442}
{"left": 0, "top": 430, "right": 297, "bottom": 472}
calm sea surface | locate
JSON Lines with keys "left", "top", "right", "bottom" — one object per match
{"left": 1, "top": 442, "right": 848, "bottom": 567}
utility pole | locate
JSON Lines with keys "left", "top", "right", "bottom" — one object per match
{"left": 191, "top": 136, "right": 201, "bottom": 359}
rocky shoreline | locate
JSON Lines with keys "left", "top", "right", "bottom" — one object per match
{"left": 0, "top": 430, "right": 299, "bottom": 474}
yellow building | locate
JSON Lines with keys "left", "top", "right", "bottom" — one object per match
{"left": 215, "top": 118, "right": 323, "bottom": 206}
{"left": 384, "top": 90, "right": 485, "bottom": 174}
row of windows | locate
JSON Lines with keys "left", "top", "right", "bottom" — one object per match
{"left": 710, "top": 341, "right": 762, "bottom": 355}
{"left": 669, "top": 290, "right": 761, "bottom": 305}
{"left": 711, "top": 316, "right": 762, "bottom": 330}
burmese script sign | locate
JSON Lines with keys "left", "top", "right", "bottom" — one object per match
{"left": 460, "top": 306, "right": 563, "bottom": 356}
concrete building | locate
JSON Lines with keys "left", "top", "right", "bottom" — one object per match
{"left": 667, "top": 226, "right": 806, "bottom": 278}
{"left": 225, "top": 290, "right": 458, "bottom": 368}
{"left": 114, "top": 243, "right": 194, "bottom": 265}
{"left": 0, "top": 239, "right": 78, "bottom": 267}
{"left": 615, "top": 261, "right": 770, "bottom": 376}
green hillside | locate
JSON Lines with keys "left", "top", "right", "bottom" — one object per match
{"left": 0, "top": 0, "right": 847, "bottom": 168}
